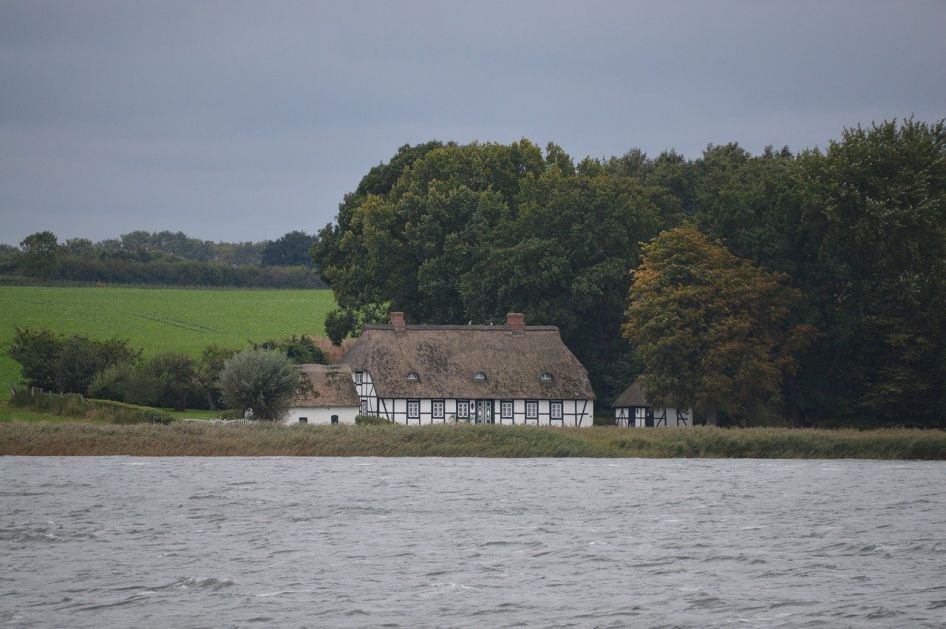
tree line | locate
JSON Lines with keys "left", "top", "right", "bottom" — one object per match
{"left": 1, "top": 230, "right": 325, "bottom": 288}
{"left": 9, "top": 328, "right": 327, "bottom": 417}
{"left": 312, "top": 119, "right": 946, "bottom": 427}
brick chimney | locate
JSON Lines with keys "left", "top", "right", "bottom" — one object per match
{"left": 390, "top": 311, "right": 406, "bottom": 331}
{"left": 506, "top": 312, "right": 525, "bottom": 335}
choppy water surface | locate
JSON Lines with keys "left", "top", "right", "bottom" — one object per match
{"left": 2, "top": 458, "right": 945, "bottom": 628}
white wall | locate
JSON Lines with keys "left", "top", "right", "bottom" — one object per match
{"left": 360, "top": 394, "right": 593, "bottom": 426}
{"left": 353, "top": 370, "right": 595, "bottom": 427}
{"left": 284, "top": 406, "right": 359, "bottom": 425}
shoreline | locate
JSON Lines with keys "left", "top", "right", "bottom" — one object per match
{"left": 2, "top": 423, "right": 945, "bottom": 459}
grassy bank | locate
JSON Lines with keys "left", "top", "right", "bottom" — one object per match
{"left": 8, "top": 389, "right": 174, "bottom": 424}
{"left": 2, "top": 423, "right": 944, "bottom": 459}
{"left": 0, "top": 285, "right": 337, "bottom": 399}
{"left": 0, "top": 403, "right": 219, "bottom": 424}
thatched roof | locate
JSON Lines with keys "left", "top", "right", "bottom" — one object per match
{"left": 612, "top": 377, "right": 677, "bottom": 408}
{"left": 294, "top": 364, "right": 360, "bottom": 407}
{"left": 344, "top": 323, "right": 595, "bottom": 400}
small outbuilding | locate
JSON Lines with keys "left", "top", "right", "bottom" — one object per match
{"left": 283, "top": 364, "right": 360, "bottom": 425}
{"left": 613, "top": 377, "right": 691, "bottom": 427}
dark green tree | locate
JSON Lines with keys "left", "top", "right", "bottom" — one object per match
{"left": 195, "top": 344, "right": 237, "bottom": 409}
{"left": 261, "top": 231, "right": 317, "bottom": 266}
{"left": 322, "top": 301, "right": 391, "bottom": 346}
{"left": 324, "top": 308, "right": 355, "bottom": 346}
{"left": 146, "top": 352, "right": 198, "bottom": 411}
{"left": 8, "top": 328, "right": 61, "bottom": 392}
{"left": 796, "top": 119, "right": 946, "bottom": 424}
{"left": 310, "top": 121, "right": 946, "bottom": 424}
{"left": 311, "top": 140, "right": 669, "bottom": 399}
{"left": 19, "top": 231, "right": 61, "bottom": 277}
{"left": 9, "top": 328, "right": 140, "bottom": 394}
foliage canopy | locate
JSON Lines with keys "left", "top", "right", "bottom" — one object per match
{"left": 313, "top": 119, "right": 946, "bottom": 426}
{"left": 623, "top": 224, "right": 815, "bottom": 424}
{"left": 217, "top": 348, "right": 299, "bottom": 421}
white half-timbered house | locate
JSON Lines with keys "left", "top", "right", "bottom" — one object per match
{"left": 613, "top": 377, "right": 691, "bottom": 427}
{"left": 283, "top": 364, "right": 360, "bottom": 425}
{"left": 344, "top": 312, "right": 596, "bottom": 427}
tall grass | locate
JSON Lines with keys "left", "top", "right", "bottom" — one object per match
{"left": 1, "top": 423, "right": 944, "bottom": 459}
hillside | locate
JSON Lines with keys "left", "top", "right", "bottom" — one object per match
{"left": 0, "top": 286, "right": 336, "bottom": 399}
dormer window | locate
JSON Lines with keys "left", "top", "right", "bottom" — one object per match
{"left": 540, "top": 372, "right": 553, "bottom": 382}
{"left": 406, "top": 372, "right": 419, "bottom": 381}
{"left": 473, "top": 371, "right": 487, "bottom": 381}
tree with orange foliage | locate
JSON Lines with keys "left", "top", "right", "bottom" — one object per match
{"left": 623, "top": 224, "right": 815, "bottom": 425}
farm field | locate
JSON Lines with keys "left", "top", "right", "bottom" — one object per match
{"left": 0, "top": 285, "right": 336, "bottom": 399}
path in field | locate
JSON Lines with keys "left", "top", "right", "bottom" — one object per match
{"left": 0, "top": 286, "right": 336, "bottom": 399}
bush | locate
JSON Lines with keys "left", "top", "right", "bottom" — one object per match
{"left": 88, "top": 362, "right": 137, "bottom": 401}
{"left": 9, "top": 327, "right": 141, "bottom": 394}
{"left": 355, "top": 414, "right": 393, "bottom": 425}
{"left": 146, "top": 352, "right": 198, "bottom": 411}
{"left": 253, "top": 335, "right": 327, "bottom": 365}
{"left": 9, "top": 388, "right": 173, "bottom": 424}
{"left": 88, "top": 354, "right": 199, "bottom": 411}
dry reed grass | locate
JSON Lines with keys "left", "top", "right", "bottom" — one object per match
{"left": 312, "top": 337, "right": 354, "bottom": 364}
{"left": 2, "top": 423, "right": 944, "bottom": 459}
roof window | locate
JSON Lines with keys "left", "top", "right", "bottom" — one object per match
{"left": 406, "top": 372, "right": 420, "bottom": 381}
{"left": 540, "top": 372, "right": 553, "bottom": 381}
{"left": 473, "top": 371, "right": 487, "bottom": 381}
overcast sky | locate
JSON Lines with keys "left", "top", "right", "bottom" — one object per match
{"left": 2, "top": 1, "right": 944, "bottom": 245}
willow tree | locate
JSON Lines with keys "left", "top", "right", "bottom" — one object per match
{"left": 623, "top": 224, "right": 815, "bottom": 424}
{"left": 218, "top": 348, "right": 299, "bottom": 421}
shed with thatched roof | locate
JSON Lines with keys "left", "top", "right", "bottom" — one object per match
{"left": 344, "top": 312, "right": 595, "bottom": 426}
{"left": 283, "top": 364, "right": 360, "bottom": 425}
{"left": 612, "top": 377, "right": 691, "bottom": 427}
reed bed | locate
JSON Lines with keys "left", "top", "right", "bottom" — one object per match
{"left": 1, "top": 423, "right": 944, "bottom": 459}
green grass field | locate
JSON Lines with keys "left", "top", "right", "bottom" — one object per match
{"left": 0, "top": 285, "right": 337, "bottom": 399}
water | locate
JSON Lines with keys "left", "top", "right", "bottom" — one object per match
{"left": 1, "top": 458, "right": 945, "bottom": 628}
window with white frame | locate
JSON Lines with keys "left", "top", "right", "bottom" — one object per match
{"left": 501, "top": 401, "right": 513, "bottom": 419}
{"left": 457, "top": 400, "right": 469, "bottom": 418}
{"left": 407, "top": 399, "right": 420, "bottom": 419}
{"left": 550, "top": 400, "right": 563, "bottom": 420}
{"left": 432, "top": 400, "right": 445, "bottom": 419}
{"left": 360, "top": 399, "right": 368, "bottom": 413}
{"left": 526, "top": 400, "right": 538, "bottom": 419}
{"left": 355, "top": 371, "right": 363, "bottom": 385}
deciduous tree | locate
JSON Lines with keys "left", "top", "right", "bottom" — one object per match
{"left": 622, "top": 224, "right": 815, "bottom": 424}
{"left": 19, "top": 231, "right": 60, "bottom": 277}
{"left": 217, "top": 348, "right": 299, "bottom": 421}
{"left": 261, "top": 230, "right": 316, "bottom": 267}
{"left": 9, "top": 328, "right": 141, "bottom": 394}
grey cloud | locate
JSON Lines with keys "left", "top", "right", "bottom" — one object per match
{"left": 1, "top": 0, "right": 945, "bottom": 244}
